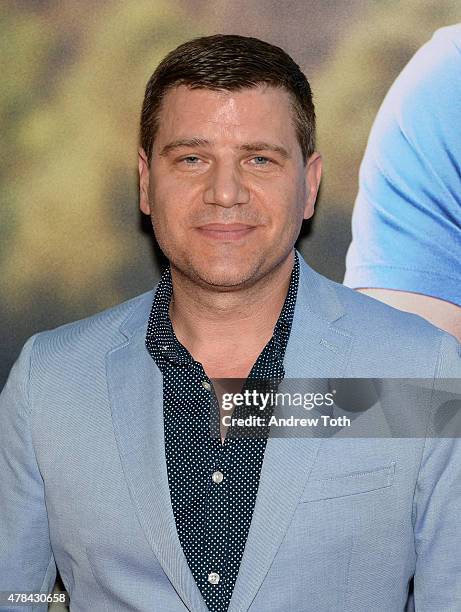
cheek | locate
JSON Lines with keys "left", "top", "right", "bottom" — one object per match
{"left": 151, "top": 203, "right": 187, "bottom": 246}
{"left": 263, "top": 184, "right": 305, "bottom": 231}
{"left": 149, "top": 178, "right": 194, "bottom": 229}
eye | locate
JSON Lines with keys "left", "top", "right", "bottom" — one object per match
{"left": 250, "top": 156, "right": 272, "bottom": 166}
{"left": 182, "top": 156, "right": 201, "bottom": 165}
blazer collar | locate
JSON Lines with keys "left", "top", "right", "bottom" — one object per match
{"left": 118, "top": 250, "right": 346, "bottom": 341}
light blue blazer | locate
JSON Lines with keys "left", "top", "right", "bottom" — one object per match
{"left": 1, "top": 253, "right": 461, "bottom": 611}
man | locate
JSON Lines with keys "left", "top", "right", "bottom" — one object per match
{"left": 344, "top": 24, "right": 461, "bottom": 341}
{"left": 1, "top": 35, "right": 461, "bottom": 612}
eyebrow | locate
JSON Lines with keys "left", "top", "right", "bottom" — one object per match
{"left": 158, "top": 138, "right": 290, "bottom": 159}
{"left": 239, "top": 141, "right": 290, "bottom": 159}
{"left": 159, "top": 138, "right": 210, "bottom": 157}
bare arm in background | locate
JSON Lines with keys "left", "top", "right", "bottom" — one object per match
{"left": 357, "top": 289, "right": 461, "bottom": 342}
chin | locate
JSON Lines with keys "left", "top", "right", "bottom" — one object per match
{"left": 197, "top": 267, "right": 254, "bottom": 289}
{"left": 183, "top": 257, "right": 261, "bottom": 290}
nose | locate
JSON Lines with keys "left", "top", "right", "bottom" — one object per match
{"left": 203, "top": 160, "right": 250, "bottom": 208}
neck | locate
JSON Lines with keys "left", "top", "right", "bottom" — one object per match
{"left": 169, "top": 251, "right": 295, "bottom": 375}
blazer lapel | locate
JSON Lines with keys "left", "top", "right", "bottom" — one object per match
{"left": 228, "top": 253, "right": 354, "bottom": 612}
{"left": 106, "top": 316, "right": 209, "bottom": 612}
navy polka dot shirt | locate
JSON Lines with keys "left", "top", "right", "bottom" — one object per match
{"left": 145, "top": 253, "right": 299, "bottom": 612}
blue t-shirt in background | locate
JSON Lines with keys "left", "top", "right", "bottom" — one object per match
{"left": 344, "top": 24, "right": 461, "bottom": 306}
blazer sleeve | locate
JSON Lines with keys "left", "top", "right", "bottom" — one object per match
{"left": 413, "top": 331, "right": 461, "bottom": 610}
{"left": 0, "top": 335, "right": 56, "bottom": 612}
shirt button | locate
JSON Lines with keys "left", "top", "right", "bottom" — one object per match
{"left": 212, "top": 470, "right": 224, "bottom": 484}
{"left": 202, "top": 381, "right": 211, "bottom": 391}
{"left": 208, "top": 572, "right": 220, "bottom": 585}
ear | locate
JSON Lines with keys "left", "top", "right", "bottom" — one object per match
{"left": 303, "top": 152, "right": 322, "bottom": 220}
{"left": 138, "top": 148, "right": 151, "bottom": 215}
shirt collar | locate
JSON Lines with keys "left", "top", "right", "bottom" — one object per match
{"left": 145, "top": 266, "right": 191, "bottom": 366}
{"left": 145, "top": 251, "right": 299, "bottom": 367}
{"left": 270, "top": 251, "right": 299, "bottom": 363}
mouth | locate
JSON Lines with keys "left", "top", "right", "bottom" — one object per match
{"left": 195, "top": 223, "right": 257, "bottom": 241}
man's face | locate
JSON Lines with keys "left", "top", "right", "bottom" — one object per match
{"left": 139, "top": 84, "right": 321, "bottom": 290}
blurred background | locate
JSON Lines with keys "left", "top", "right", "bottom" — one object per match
{"left": 2, "top": 0, "right": 461, "bottom": 386}
{"left": 1, "top": 1, "right": 460, "bottom": 607}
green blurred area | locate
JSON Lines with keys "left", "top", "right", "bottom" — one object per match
{"left": 1, "top": 0, "right": 460, "bottom": 385}
{"left": 1, "top": 0, "right": 195, "bottom": 312}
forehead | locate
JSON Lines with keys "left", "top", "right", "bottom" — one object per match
{"left": 155, "top": 84, "right": 297, "bottom": 145}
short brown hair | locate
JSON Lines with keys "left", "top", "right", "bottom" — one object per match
{"left": 140, "top": 34, "right": 315, "bottom": 164}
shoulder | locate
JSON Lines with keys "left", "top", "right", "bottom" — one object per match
{"left": 301, "top": 256, "right": 438, "bottom": 340}
{"left": 29, "top": 289, "right": 154, "bottom": 366}
{"left": 373, "top": 25, "right": 461, "bottom": 134}
{"left": 332, "top": 274, "right": 438, "bottom": 335}
{"left": 391, "top": 24, "right": 461, "bottom": 95}
{"left": 314, "top": 270, "right": 461, "bottom": 377}
{"left": 2, "top": 289, "right": 155, "bottom": 409}
{"left": 428, "top": 23, "right": 461, "bottom": 52}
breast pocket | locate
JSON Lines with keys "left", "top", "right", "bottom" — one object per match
{"left": 300, "top": 462, "right": 396, "bottom": 502}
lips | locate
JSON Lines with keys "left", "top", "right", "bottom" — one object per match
{"left": 198, "top": 223, "right": 255, "bottom": 231}
{"left": 196, "top": 223, "right": 257, "bottom": 241}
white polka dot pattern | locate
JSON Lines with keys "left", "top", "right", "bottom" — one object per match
{"left": 145, "top": 254, "right": 299, "bottom": 612}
